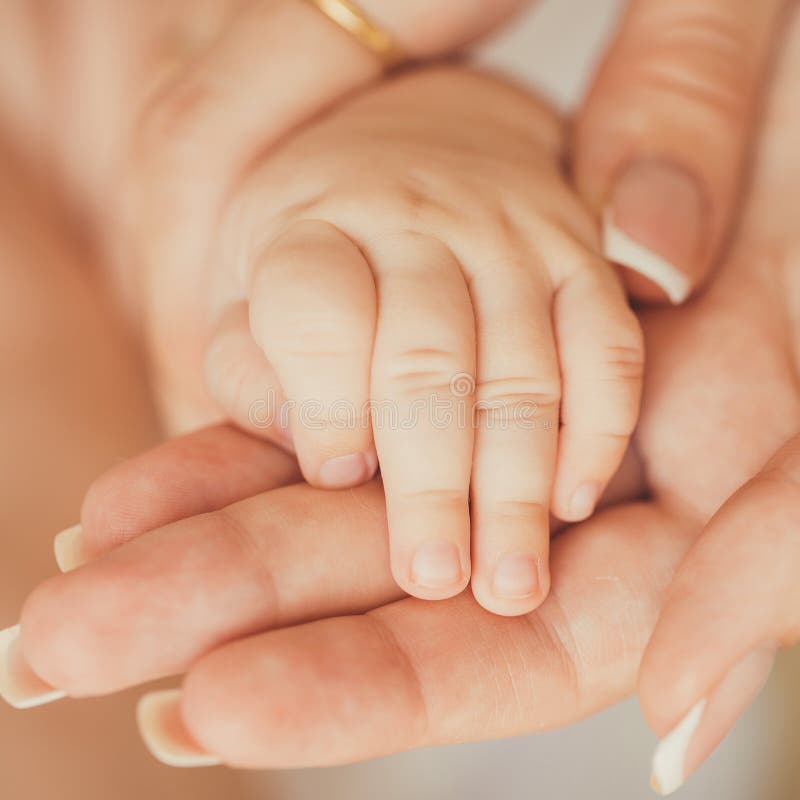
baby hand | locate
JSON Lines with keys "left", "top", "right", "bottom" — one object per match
{"left": 204, "top": 67, "right": 644, "bottom": 615}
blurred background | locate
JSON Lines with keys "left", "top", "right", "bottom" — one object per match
{"left": 1, "top": 0, "right": 797, "bottom": 797}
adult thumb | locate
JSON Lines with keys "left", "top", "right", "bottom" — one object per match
{"left": 573, "top": 0, "right": 787, "bottom": 304}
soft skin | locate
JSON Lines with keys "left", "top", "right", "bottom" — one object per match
{"left": 115, "top": 0, "right": 789, "bottom": 415}
{"left": 1, "top": 1, "right": 785, "bottom": 348}
{"left": 7, "top": 7, "right": 800, "bottom": 781}
{"left": 192, "top": 67, "right": 643, "bottom": 614}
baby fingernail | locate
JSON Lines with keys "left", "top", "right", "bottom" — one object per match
{"left": 0, "top": 625, "right": 66, "bottom": 709}
{"left": 137, "top": 690, "right": 221, "bottom": 768}
{"left": 318, "top": 453, "right": 372, "bottom": 488}
{"left": 54, "top": 523, "right": 88, "bottom": 572}
{"left": 492, "top": 553, "right": 540, "bottom": 599}
{"left": 410, "top": 541, "right": 462, "bottom": 589}
{"left": 569, "top": 483, "right": 599, "bottom": 521}
{"left": 650, "top": 644, "right": 777, "bottom": 795}
{"left": 604, "top": 160, "right": 705, "bottom": 305}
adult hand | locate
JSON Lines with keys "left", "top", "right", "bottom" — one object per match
{"left": 7, "top": 426, "right": 681, "bottom": 766}
{"left": 635, "top": 16, "right": 800, "bottom": 792}
{"left": 574, "top": 0, "right": 789, "bottom": 304}
{"left": 6, "top": 11, "right": 800, "bottom": 766}
{"left": 3, "top": 0, "right": 798, "bottom": 783}
{"left": 122, "top": 0, "right": 528, "bottom": 433}
{"left": 116, "top": 0, "right": 788, "bottom": 433}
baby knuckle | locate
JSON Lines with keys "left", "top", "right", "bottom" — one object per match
{"left": 474, "top": 379, "right": 560, "bottom": 431}
{"left": 136, "top": 78, "right": 222, "bottom": 173}
{"left": 484, "top": 499, "right": 549, "bottom": 522}
{"left": 476, "top": 377, "right": 561, "bottom": 411}
{"left": 600, "top": 342, "right": 646, "bottom": 383}
{"left": 380, "top": 348, "right": 467, "bottom": 398}
{"left": 397, "top": 487, "right": 469, "bottom": 509}
{"left": 278, "top": 322, "right": 372, "bottom": 363}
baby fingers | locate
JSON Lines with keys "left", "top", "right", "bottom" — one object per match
{"left": 368, "top": 235, "right": 475, "bottom": 600}
{"left": 466, "top": 258, "right": 560, "bottom": 617}
{"left": 249, "top": 220, "right": 378, "bottom": 488}
{"left": 550, "top": 254, "right": 644, "bottom": 522}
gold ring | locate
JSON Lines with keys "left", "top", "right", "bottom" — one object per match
{"left": 302, "top": 0, "right": 404, "bottom": 67}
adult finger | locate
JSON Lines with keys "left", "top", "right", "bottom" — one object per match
{"left": 573, "top": 0, "right": 787, "bottom": 303}
{"left": 640, "top": 434, "right": 800, "bottom": 795}
{"left": 12, "top": 480, "right": 399, "bottom": 700}
{"left": 135, "top": 502, "right": 691, "bottom": 767}
{"left": 54, "top": 425, "right": 300, "bottom": 571}
{"left": 131, "top": 0, "right": 530, "bottom": 317}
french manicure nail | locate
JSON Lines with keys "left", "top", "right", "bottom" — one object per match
{"left": 0, "top": 625, "right": 66, "bottom": 709}
{"left": 410, "top": 541, "right": 462, "bottom": 589}
{"left": 650, "top": 644, "right": 777, "bottom": 795}
{"left": 492, "top": 553, "right": 540, "bottom": 599}
{"left": 54, "top": 523, "right": 88, "bottom": 572}
{"left": 604, "top": 160, "right": 705, "bottom": 305}
{"left": 137, "top": 690, "right": 221, "bottom": 768}
{"left": 318, "top": 453, "right": 371, "bottom": 488}
{"left": 651, "top": 699, "right": 706, "bottom": 795}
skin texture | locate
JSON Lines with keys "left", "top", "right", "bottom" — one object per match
{"left": 636, "top": 5, "right": 800, "bottom": 784}
{"left": 0, "top": 0, "right": 795, "bottom": 792}
{"left": 573, "top": 0, "right": 789, "bottom": 300}
{"left": 108, "top": 0, "right": 789, "bottom": 435}
{"left": 12, "top": 7, "right": 800, "bottom": 778}
{"left": 0, "top": 130, "right": 246, "bottom": 799}
{"left": 0, "top": 0, "right": 787, "bottom": 319}
{"left": 1, "top": 0, "right": 783, "bottom": 620}
{"left": 197, "top": 67, "right": 643, "bottom": 615}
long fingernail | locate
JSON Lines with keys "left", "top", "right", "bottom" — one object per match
{"left": 604, "top": 160, "right": 705, "bottom": 305}
{"left": 137, "top": 690, "right": 221, "bottom": 768}
{"left": 0, "top": 625, "right": 66, "bottom": 709}
{"left": 492, "top": 553, "right": 541, "bottom": 599}
{"left": 318, "top": 453, "right": 373, "bottom": 488}
{"left": 410, "top": 541, "right": 462, "bottom": 589}
{"left": 54, "top": 523, "right": 88, "bottom": 572}
{"left": 650, "top": 643, "right": 777, "bottom": 795}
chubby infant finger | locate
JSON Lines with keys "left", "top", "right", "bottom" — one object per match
{"left": 466, "top": 255, "right": 559, "bottom": 617}
{"left": 368, "top": 234, "right": 475, "bottom": 601}
{"left": 248, "top": 220, "right": 378, "bottom": 489}
{"left": 204, "top": 302, "right": 292, "bottom": 447}
{"left": 550, "top": 251, "right": 644, "bottom": 522}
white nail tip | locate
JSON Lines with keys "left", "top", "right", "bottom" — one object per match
{"left": 603, "top": 210, "right": 691, "bottom": 305}
{"left": 137, "top": 690, "right": 221, "bottom": 768}
{"left": 650, "top": 699, "right": 707, "bottom": 796}
{"left": 53, "top": 523, "right": 86, "bottom": 572}
{"left": 0, "top": 625, "right": 66, "bottom": 709}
